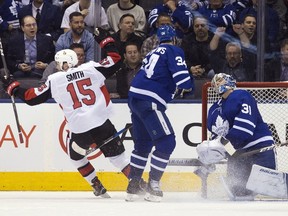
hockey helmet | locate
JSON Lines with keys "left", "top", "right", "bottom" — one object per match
{"left": 211, "top": 73, "right": 236, "bottom": 95}
{"left": 55, "top": 49, "right": 78, "bottom": 71}
{"left": 157, "top": 24, "right": 176, "bottom": 43}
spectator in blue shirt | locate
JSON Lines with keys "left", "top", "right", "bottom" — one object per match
{"left": 55, "top": 12, "right": 95, "bottom": 61}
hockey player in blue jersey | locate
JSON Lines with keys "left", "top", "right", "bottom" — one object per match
{"left": 196, "top": 73, "right": 278, "bottom": 200}
{"left": 125, "top": 24, "right": 194, "bottom": 202}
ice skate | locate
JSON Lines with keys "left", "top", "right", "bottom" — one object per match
{"left": 125, "top": 178, "right": 147, "bottom": 202}
{"left": 92, "top": 177, "right": 110, "bottom": 198}
{"left": 144, "top": 179, "right": 163, "bottom": 202}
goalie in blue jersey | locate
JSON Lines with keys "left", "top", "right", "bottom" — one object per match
{"left": 125, "top": 24, "right": 194, "bottom": 202}
{"left": 196, "top": 73, "right": 288, "bottom": 200}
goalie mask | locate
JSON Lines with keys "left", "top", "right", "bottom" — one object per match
{"left": 55, "top": 49, "right": 78, "bottom": 71}
{"left": 157, "top": 24, "right": 176, "bottom": 43}
{"left": 211, "top": 73, "right": 236, "bottom": 95}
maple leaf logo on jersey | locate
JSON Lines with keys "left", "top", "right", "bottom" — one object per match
{"left": 211, "top": 116, "right": 229, "bottom": 137}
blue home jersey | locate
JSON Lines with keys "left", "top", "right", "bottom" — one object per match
{"left": 148, "top": 1, "right": 192, "bottom": 38}
{"left": 0, "top": 0, "right": 22, "bottom": 32}
{"left": 129, "top": 43, "right": 193, "bottom": 107}
{"left": 197, "top": 3, "right": 235, "bottom": 30}
{"left": 207, "top": 89, "right": 274, "bottom": 150}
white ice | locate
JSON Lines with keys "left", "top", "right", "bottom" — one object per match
{"left": 0, "top": 192, "right": 287, "bottom": 216}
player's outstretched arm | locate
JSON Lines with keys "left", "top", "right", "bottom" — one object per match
{"left": 1, "top": 74, "right": 51, "bottom": 105}
{"left": 93, "top": 27, "right": 122, "bottom": 79}
{"left": 93, "top": 27, "right": 119, "bottom": 57}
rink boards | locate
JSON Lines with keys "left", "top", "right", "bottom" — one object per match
{"left": 1, "top": 100, "right": 286, "bottom": 191}
{"left": 0, "top": 100, "right": 203, "bottom": 191}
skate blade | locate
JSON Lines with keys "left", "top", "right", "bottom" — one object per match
{"left": 144, "top": 193, "right": 162, "bottom": 202}
{"left": 125, "top": 193, "right": 142, "bottom": 202}
{"left": 100, "top": 192, "right": 111, "bottom": 198}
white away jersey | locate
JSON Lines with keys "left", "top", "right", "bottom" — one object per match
{"left": 25, "top": 61, "right": 113, "bottom": 133}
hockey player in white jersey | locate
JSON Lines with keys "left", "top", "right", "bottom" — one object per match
{"left": 1, "top": 28, "right": 133, "bottom": 198}
{"left": 125, "top": 24, "right": 194, "bottom": 202}
{"left": 196, "top": 73, "right": 281, "bottom": 200}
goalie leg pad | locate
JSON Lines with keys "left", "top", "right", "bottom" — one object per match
{"left": 246, "top": 164, "right": 288, "bottom": 199}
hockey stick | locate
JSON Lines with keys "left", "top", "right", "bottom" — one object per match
{"left": 72, "top": 124, "right": 132, "bottom": 156}
{"left": 234, "top": 141, "right": 288, "bottom": 157}
{"left": 0, "top": 37, "right": 24, "bottom": 143}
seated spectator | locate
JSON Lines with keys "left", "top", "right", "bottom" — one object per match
{"left": 0, "top": 0, "right": 22, "bottom": 52}
{"left": 264, "top": 38, "right": 288, "bottom": 81}
{"left": 111, "top": 13, "right": 145, "bottom": 62}
{"left": 107, "top": 0, "right": 147, "bottom": 34}
{"left": 56, "top": 12, "right": 95, "bottom": 61}
{"left": 40, "top": 43, "right": 86, "bottom": 83}
{"left": 197, "top": 0, "right": 236, "bottom": 36}
{"left": 141, "top": 13, "right": 178, "bottom": 58}
{"left": 116, "top": 42, "right": 142, "bottom": 99}
{"left": 233, "top": 14, "right": 271, "bottom": 64}
{"left": 220, "top": 42, "right": 255, "bottom": 81}
{"left": 18, "top": 0, "right": 63, "bottom": 42}
{"left": 148, "top": 0, "right": 193, "bottom": 38}
{"left": 181, "top": 16, "right": 214, "bottom": 79}
{"left": 233, "top": 14, "right": 257, "bottom": 48}
{"left": 209, "top": 15, "right": 258, "bottom": 76}
{"left": 61, "top": 0, "right": 109, "bottom": 33}
{"left": 238, "top": 0, "right": 280, "bottom": 51}
{"left": 6, "top": 15, "right": 55, "bottom": 79}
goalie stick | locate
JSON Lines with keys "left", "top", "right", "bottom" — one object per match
{"left": 0, "top": 37, "right": 24, "bottom": 143}
{"left": 233, "top": 141, "right": 288, "bottom": 157}
{"left": 72, "top": 124, "right": 132, "bottom": 156}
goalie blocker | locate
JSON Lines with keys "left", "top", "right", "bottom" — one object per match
{"left": 246, "top": 164, "right": 288, "bottom": 199}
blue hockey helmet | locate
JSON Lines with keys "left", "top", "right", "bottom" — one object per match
{"left": 211, "top": 73, "right": 236, "bottom": 95}
{"left": 157, "top": 24, "right": 176, "bottom": 43}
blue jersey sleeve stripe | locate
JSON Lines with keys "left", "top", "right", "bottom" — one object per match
{"left": 235, "top": 117, "right": 256, "bottom": 128}
{"left": 233, "top": 125, "right": 254, "bottom": 136}
{"left": 173, "top": 70, "right": 189, "bottom": 78}
{"left": 176, "top": 76, "right": 191, "bottom": 86}
{"left": 243, "top": 136, "right": 274, "bottom": 149}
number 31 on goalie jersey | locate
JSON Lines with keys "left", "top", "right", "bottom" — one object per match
{"left": 242, "top": 103, "right": 252, "bottom": 115}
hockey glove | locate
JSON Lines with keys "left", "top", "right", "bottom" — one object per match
{"left": 1, "top": 74, "right": 20, "bottom": 96}
{"left": 93, "top": 27, "right": 115, "bottom": 48}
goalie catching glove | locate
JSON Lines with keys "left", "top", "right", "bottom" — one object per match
{"left": 1, "top": 74, "right": 20, "bottom": 96}
{"left": 196, "top": 137, "right": 228, "bottom": 164}
{"left": 93, "top": 27, "right": 115, "bottom": 48}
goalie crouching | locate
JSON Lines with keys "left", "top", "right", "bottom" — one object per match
{"left": 196, "top": 73, "right": 288, "bottom": 200}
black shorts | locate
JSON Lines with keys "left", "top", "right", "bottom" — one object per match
{"left": 69, "top": 119, "right": 125, "bottom": 159}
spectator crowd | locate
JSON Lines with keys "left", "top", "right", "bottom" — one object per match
{"left": 1, "top": 0, "right": 288, "bottom": 99}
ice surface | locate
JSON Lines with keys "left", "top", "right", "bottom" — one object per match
{"left": 0, "top": 192, "right": 287, "bottom": 216}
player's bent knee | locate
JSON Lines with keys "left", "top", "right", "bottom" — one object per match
{"left": 100, "top": 138, "right": 125, "bottom": 157}
{"left": 155, "top": 134, "right": 176, "bottom": 155}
